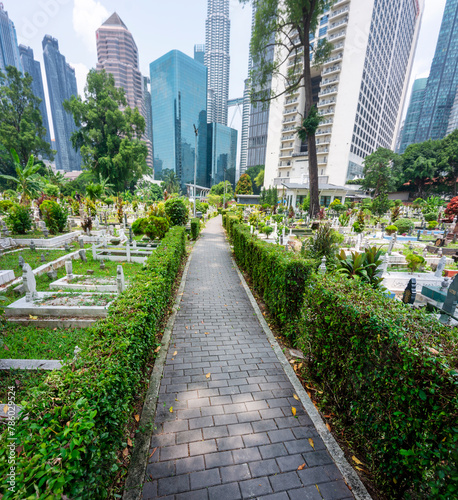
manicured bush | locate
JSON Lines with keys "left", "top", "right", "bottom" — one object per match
{"left": 405, "top": 253, "right": 426, "bottom": 272}
{"left": 165, "top": 197, "right": 188, "bottom": 226}
{"left": 229, "top": 220, "right": 314, "bottom": 327}
{"left": 190, "top": 218, "right": 200, "bottom": 240}
{"left": 297, "top": 274, "right": 458, "bottom": 499}
{"left": 428, "top": 220, "right": 438, "bottom": 229}
{"left": 394, "top": 218, "right": 414, "bottom": 233}
{"left": 5, "top": 203, "right": 32, "bottom": 234}
{"left": 39, "top": 200, "right": 68, "bottom": 234}
{"left": 0, "top": 199, "right": 14, "bottom": 213}
{"left": 131, "top": 217, "right": 148, "bottom": 236}
{"left": 132, "top": 216, "right": 169, "bottom": 240}
{"left": 385, "top": 224, "right": 397, "bottom": 235}
{"left": 0, "top": 227, "right": 186, "bottom": 499}
{"left": 424, "top": 211, "right": 439, "bottom": 222}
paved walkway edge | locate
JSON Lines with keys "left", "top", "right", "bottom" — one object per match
{"left": 231, "top": 255, "right": 372, "bottom": 500}
{"left": 123, "top": 251, "right": 193, "bottom": 500}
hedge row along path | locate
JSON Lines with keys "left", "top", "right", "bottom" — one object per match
{"left": 141, "top": 216, "right": 354, "bottom": 499}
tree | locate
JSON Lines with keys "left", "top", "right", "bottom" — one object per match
{"left": 401, "top": 140, "right": 439, "bottom": 198}
{"left": 63, "top": 69, "right": 148, "bottom": 193}
{"left": 0, "top": 149, "right": 43, "bottom": 204}
{"left": 438, "top": 129, "right": 458, "bottom": 196}
{"left": 242, "top": 0, "right": 334, "bottom": 216}
{"left": 254, "top": 169, "right": 264, "bottom": 189}
{"left": 160, "top": 169, "right": 180, "bottom": 195}
{"left": 361, "top": 148, "right": 399, "bottom": 197}
{"left": 0, "top": 66, "right": 53, "bottom": 181}
{"left": 210, "top": 181, "right": 233, "bottom": 199}
{"left": 245, "top": 164, "right": 264, "bottom": 194}
{"left": 235, "top": 173, "right": 254, "bottom": 195}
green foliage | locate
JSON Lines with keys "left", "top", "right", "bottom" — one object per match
{"left": 131, "top": 217, "right": 147, "bottom": 236}
{"left": 196, "top": 201, "right": 209, "bottom": 214}
{"left": 235, "top": 173, "right": 253, "bottom": 195}
{"left": 190, "top": 218, "right": 200, "bottom": 240}
{"left": 385, "top": 224, "right": 398, "bottom": 235}
{"left": 5, "top": 203, "right": 32, "bottom": 234}
{"left": 338, "top": 212, "right": 350, "bottom": 227}
{"left": 160, "top": 169, "right": 180, "bottom": 195}
{"left": 328, "top": 199, "right": 345, "bottom": 213}
{"left": 210, "top": 180, "right": 233, "bottom": 199}
{"left": 401, "top": 140, "right": 439, "bottom": 197}
{"left": 165, "top": 198, "right": 188, "bottom": 226}
{"left": 302, "top": 194, "right": 310, "bottom": 212}
{"left": 260, "top": 186, "right": 278, "bottom": 206}
{"left": 43, "top": 184, "right": 59, "bottom": 198}
{"left": 428, "top": 220, "right": 438, "bottom": 229}
{"left": 39, "top": 200, "right": 68, "bottom": 235}
{"left": 245, "top": 165, "right": 264, "bottom": 195}
{"left": 394, "top": 218, "right": 414, "bottom": 234}
{"left": 228, "top": 218, "right": 314, "bottom": 328}
{"left": 63, "top": 69, "right": 148, "bottom": 192}
{"left": 296, "top": 105, "right": 321, "bottom": 139}
{"left": 0, "top": 199, "right": 13, "bottom": 213}
{"left": 297, "top": 274, "right": 457, "bottom": 498}
{"left": 104, "top": 197, "right": 114, "bottom": 206}
{"left": 424, "top": 211, "right": 439, "bottom": 222}
{"left": 361, "top": 148, "right": 400, "bottom": 196}
{"left": 405, "top": 253, "right": 426, "bottom": 273}
{"left": 371, "top": 193, "right": 391, "bottom": 217}
{"left": 0, "top": 227, "right": 186, "bottom": 499}
{"left": 352, "top": 210, "right": 365, "bottom": 233}
{"left": 305, "top": 222, "right": 340, "bottom": 265}
{"left": 144, "top": 216, "right": 169, "bottom": 240}
{"left": 336, "top": 246, "right": 384, "bottom": 288}
{"left": 262, "top": 225, "right": 274, "bottom": 237}
{"left": 85, "top": 182, "right": 103, "bottom": 201}
{"left": 391, "top": 204, "right": 401, "bottom": 223}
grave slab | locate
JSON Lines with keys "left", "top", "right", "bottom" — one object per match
{"left": 0, "top": 270, "right": 14, "bottom": 285}
{"left": 0, "top": 359, "right": 62, "bottom": 370}
{"left": 50, "top": 275, "right": 119, "bottom": 292}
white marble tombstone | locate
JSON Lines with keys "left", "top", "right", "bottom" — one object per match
{"left": 117, "top": 265, "right": 125, "bottom": 293}
{"left": 23, "top": 264, "right": 38, "bottom": 302}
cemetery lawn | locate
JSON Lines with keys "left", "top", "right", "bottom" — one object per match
{"left": 11, "top": 230, "right": 72, "bottom": 239}
{"left": 0, "top": 323, "right": 90, "bottom": 360}
{"left": 0, "top": 248, "right": 69, "bottom": 272}
{"left": 0, "top": 369, "right": 49, "bottom": 406}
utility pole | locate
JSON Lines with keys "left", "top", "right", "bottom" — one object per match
{"left": 193, "top": 124, "right": 198, "bottom": 218}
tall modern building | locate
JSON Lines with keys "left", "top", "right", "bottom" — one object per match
{"left": 42, "top": 35, "right": 81, "bottom": 172}
{"left": 96, "top": 13, "right": 153, "bottom": 171}
{"left": 142, "top": 76, "right": 154, "bottom": 169}
{"left": 208, "top": 123, "right": 237, "bottom": 187}
{"left": 205, "top": 0, "right": 230, "bottom": 125}
{"left": 264, "top": 0, "right": 424, "bottom": 195}
{"left": 415, "top": 0, "right": 458, "bottom": 142}
{"left": 0, "top": 4, "right": 22, "bottom": 75}
{"left": 194, "top": 44, "right": 206, "bottom": 65}
{"left": 150, "top": 50, "right": 208, "bottom": 189}
{"left": 447, "top": 88, "right": 458, "bottom": 134}
{"left": 239, "top": 79, "right": 251, "bottom": 175}
{"left": 19, "top": 45, "right": 51, "bottom": 146}
{"left": 398, "top": 77, "right": 428, "bottom": 153}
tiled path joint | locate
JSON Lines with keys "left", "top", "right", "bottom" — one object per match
{"left": 142, "top": 216, "right": 354, "bottom": 500}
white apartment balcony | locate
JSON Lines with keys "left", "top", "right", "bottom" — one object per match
{"left": 318, "top": 108, "right": 335, "bottom": 117}
{"left": 320, "top": 77, "right": 339, "bottom": 87}
{"left": 316, "top": 128, "right": 332, "bottom": 136}
{"left": 288, "top": 47, "right": 304, "bottom": 59}
{"left": 317, "top": 98, "right": 336, "bottom": 107}
{"left": 281, "top": 134, "right": 295, "bottom": 141}
{"left": 279, "top": 152, "right": 293, "bottom": 160}
{"left": 328, "top": 17, "right": 348, "bottom": 33}
{"left": 322, "top": 65, "right": 341, "bottom": 76}
{"left": 316, "top": 138, "right": 330, "bottom": 145}
{"left": 317, "top": 148, "right": 330, "bottom": 154}
{"left": 318, "top": 158, "right": 328, "bottom": 165}
{"left": 328, "top": 30, "right": 346, "bottom": 43}
{"left": 274, "top": 177, "right": 304, "bottom": 186}
{"left": 283, "top": 125, "right": 296, "bottom": 132}
{"left": 331, "top": 41, "right": 345, "bottom": 52}
{"left": 283, "top": 107, "right": 298, "bottom": 116}
{"left": 285, "top": 97, "right": 299, "bottom": 105}
{"left": 333, "top": 0, "right": 350, "bottom": 8}
{"left": 320, "top": 118, "right": 334, "bottom": 125}
{"left": 330, "top": 6, "right": 350, "bottom": 20}
{"left": 318, "top": 87, "right": 338, "bottom": 97}
{"left": 280, "top": 143, "right": 294, "bottom": 151}
{"left": 283, "top": 116, "right": 298, "bottom": 124}
{"left": 278, "top": 163, "right": 292, "bottom": 168}
{"left": 323, "top": 53, "right": 343, "bottom": 65}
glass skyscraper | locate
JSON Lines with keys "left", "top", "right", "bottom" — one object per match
{"left": 0, "top": 4, "right": 22, "bottom": 75}
{"left": 398, "top": 77, "right": 427, "bottom": 153}
{"left": 415, "top": 0, "right": 458, "bottom": 142}
{"left": 205, "top": 0, "right": 230, "bottom": 125}
{"left": 19, "top": 45, "right": 51, "bottom": 147}
{"left": 150, "top": 50, "right": 208, "bottom": 189}
{"left": 194, "top": 44, "right": 205, "bottom": 65}
{"left": 208, "top": 123, "right": 237, "bottom": 187}
{"left": 42, "top": 35, "right": 81, "bottom": 172}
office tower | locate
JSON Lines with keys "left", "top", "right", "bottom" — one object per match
{"left": 194, "top": 44, "right": 205, "bottom": 65}
{"left": 205, "top": 0, "right": 230, "bottom": 125}
{"left": 19, "top": 45, "right": 51, "bottom": 146}
{"left": 398, "top": 77, "right": 428, "bottom": 153}
{"left": 415, "top": 0, "right": 458, "bottom": 142}
{"left": 447, "top": 89, "right": 458, "bottom": 135}
{"left": 142, "top": 76, "right": 154, "bottom": 173}
{"left": 208, "top": 123, "right": 237, "bottom": 187}
{"left": 264, "top": 0, "right": 424, "bottom": 191}
{"left": 96, "top": 13, "right": 153, "bottom": 171}
{"left": 150, "top": 50, "right": 208, "bottom": 189}
{"left": 239, "top": 79, "right": 251, "bottom": 175}
{"left": 42, "top": 35, "right": 81, "bottom": 171}
{"left": 0, "top": 4, "right": 22, "bottom": 74}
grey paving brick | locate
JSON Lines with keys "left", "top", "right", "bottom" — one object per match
{"left": 176, "top": 428, "right": 203, "bottom": 444}
{"left": 190, "top": 439, "right": 217, "bottom": 456}
{"left": 176, "top": 455, "right": 205, "bottom": 474}
{"left": 190, "top": 468, "right": 221, "bottom": 489}
{"left": 259, "top": 443, "right": 289, "bottom": 460}
{"left": 232, "top": 446, "right": 262, "bottom": 464}
{"left": 176, "top": 489, "right": 209, "bottom": 500}
{"left": 268, "top": 429, "right": 296, "bottom": 444}
{"left": 208, "top": 482, "right": 242, "bottom": 500}
{"left": 288, "top": 486, "right": 323, "bottom": 500}
{"left": 240, "top": 476, "right": 273, "bottom": 498}
{"left": 216, "top": 435, "right": 244, "bottom": 451}
{"left": 303, "top": 450, "right": 334, "bottom": 467}
{"left": 220, "top": 463, "right": 251, "bottom": 483}
{"left": 276, "top": 454, "right": 307, "bottom": 473}
{"left": 316, "top": 480, "right": 352, "bottom": 499}
{"left": 270, "top": 471, "right": 302, "bottom": 492}
{"left": 157, "top": 474, "right": 190, "bottom": 496}
{"left": 159, "top": 444, "right": 188, "bottom": 461}
{"left": 145, "top": 460, "right": 175, "bottom": 480}
{"left": 249, "top": 458, "right": 280, "bottom": 478}
{"left": 205, "top": 450, "right": 234, "bottom": 468}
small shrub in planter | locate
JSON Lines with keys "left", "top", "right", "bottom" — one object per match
{"left": 39, "top": 200, "right": 68, "bottom": 234}
{"left": 165, "top": 198, "right": 188, "bottom": 226}
{"left": 190, "top": 218, "right": 200, "bottom": 240}
{"left": 394, "top": 218, "right": 414, "bottom": 234}
{"left": 427, "top": 220, "right": 438, "bottom": 230}
{"left": 262, "top": 226, "right": 274, "bottom": 238}
{"left": 104, "top": 197, "right": 114, "bottom": 206}
{"left": 5, "top": 204, "right": 32, "bottom": 234}
{"left": 406, "top": 253, "right": 426, "bottom": 273}
{"left": 385, "top": 225, "right": 397, "bottom": 235}
{"left": 424, "top": 211, "right": 439, "bottom": 222}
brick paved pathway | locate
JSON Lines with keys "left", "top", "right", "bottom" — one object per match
{"left": 142, "top": 216, "right": 354, "bottom": 500}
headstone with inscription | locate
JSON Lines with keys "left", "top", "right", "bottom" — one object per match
{"left": 402, "top": 278, "right": 416, "bottom": 305}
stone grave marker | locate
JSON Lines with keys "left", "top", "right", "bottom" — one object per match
{"left": 43, "top": 227, "right": 49, "bottom": 238}
{"left": 417, "top": 230, "right": 421, "bottom": 241}
{"left": 79, "top": 249, "right": 87, "bottom": 262}
{"left": 65, "top": 259, "right": 73, "bottom": 280}
{"left": 30, "top": 240, "right": 36, "bottom": 252}
{"left": 40, "top": 253, "right": 46, "bottom": 263}
{"left": 387, "top": 235, "right": 395, "bottom": 255}
{"left": 440, "top": 275, "right": 458, "bottom": 322}
{"left": 402, "top": 278, "right": 416, "bottom": 304}
{"left": 47, "top": 269, "right": 57, "bottom": 280}
{"left": 78, "top": 237, "right": 85, "bottom": 249}
{"left": 64, "top": 242, "right": 70, "bottom": 252}
{"left": 100, "top": 260, "right": 106, "bottom": 270}
{"left": 435, "top": 256, "right": 446, "bottom": 277}
{"left": 440, "top": 276, "right": 451, "bottom": 292}
{"left": 23, "top": 263, "right": 38, "bottom": 302}
{"left": 319, "top": 256, "right": 327, "bottom": 274}
{"left": 117, "top": 265, "right": 125, "bottom": 293}
{"left": 18, "top": 255, "right": 25, "bottom": 269}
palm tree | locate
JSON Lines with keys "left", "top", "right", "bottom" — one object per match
{"left": 160, "top": 169, "right": 180, "bottom": 195}
{"left": 0, "top": 149, "right": 43, "bottom": 204}
{"left": 98, "top": 173, "right": 114, "bottom": 196}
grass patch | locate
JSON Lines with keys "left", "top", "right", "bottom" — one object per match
{"left": 0, "top": 248, "right": 69, "bottom": 272}
{"left": 0, "top": 370, "right": 49, "bottom": 407}
{"left": 9, "top": 230, "right": 72, "bottom": 239}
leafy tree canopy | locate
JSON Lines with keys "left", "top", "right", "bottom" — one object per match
{"left": 63, "top": 69, "right": 148, "bottom": 193}
{"left": 245, "top": 164, "right": 264, "bottom": 194}
{"left": 236, "top": 173, "right": 254, "bottom": 195}
{"left": 210, "top": 181, "right": 233, "bottom": 199}
{"left": 160, "top": 169, "right": 181, "bottom": 195}
{"left": 361, "top": 148, "right": 401, "bottom": 197}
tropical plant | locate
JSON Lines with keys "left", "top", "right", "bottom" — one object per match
{"left": 385, "top": 225, "right": 397, "bottom": 235}
{"left": 39, "top": 200, "right": 68, "bottom": 235}
{"left": 160, "top": 169, "right": 181, "bottom": 195}
{"left": 305, "top": 222, "right": 341, "bottom": 265}
{"left": 394, "top": 218, "right": 414, "bottom": 234}
{"left": 336, "top": 246, "right": 384, "bottom": 288}
{"left": 164, "top": 198, "right": 188, "bottom": 226}
{"left": 338, "top": 212, "right": 350, "bottom": 227}
{"left": 235, "top": 173, "right": 253, "bottom": 195}
{"left": 5, "top": 203, "right": 32, "bottom": 234}
{"left": 262, "top": 225, "right": 274, "bottom": 238}
{"left": 406, "top": 253, "right": 426, "bottom": 273}
{"left": 143, "top": 216, "right": 169, "bottom": 240}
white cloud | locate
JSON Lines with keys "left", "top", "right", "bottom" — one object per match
{"left": 72, "top": 0, "right": 109, "bottom": 53}
{"left": 69, "top": 62, "right": 90, "bottom": 98}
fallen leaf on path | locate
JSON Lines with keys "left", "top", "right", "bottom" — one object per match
{"left": 308, "top": 438, "right": 315, "bottom": 449}
{"left": 297, "top": 463, "right": 306, "bottom": 470}
{"left": 326, "top": 423, "right": 331, "bottom": 432}
{"left": 149, "top": 447, "right": 157, "bottom": 458}
{"left": 205, "top": 332, "right": 210, "bottom": 335}
{"left": 173, "top": 351, "right": 177, "bottom": 356}
{"left": 206, "top": 373, "right": 211, "bottom": 378}
{"left": 122, "top": 447, "right": 129, "bottom": 458}
{"left": 134, "top": 414, "right": 140, "bottom": 422}
{"left": 352, "top": 456, "right": 364, "bottom": 466}
{"left": 169, "top": 406, "right": 173, "bottom": 413}
{"left": 154, "top": 346, "right": 161, "bottom": 353}
{"left": 127, "top": 437, "right": 133, "bottom": 447}
{"left": 291, "top": 407, "right": 296, "bottom": 416}
{"left": 293, "top": 394, "right": 299, "bottom": 401}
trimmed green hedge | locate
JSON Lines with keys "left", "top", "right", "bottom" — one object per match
{"left": 229, "top": 220, "right": 314, "bottom": 326}
{"left": 190, "top": 218, "right": 200, "bottom": 240}
{"left": 297, "top": 274, "right": 458, "bottom": 498}
{"left": 0, "top": 227, "right": 186, "bottom": 499}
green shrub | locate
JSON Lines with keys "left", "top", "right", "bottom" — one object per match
{"left": 39, "top": 200, "right": 68, "bottom": 234}
{"left": 305, "top": 222, "right": 340, "bottom": 266}
{"left": 428, "top": 220, "right": 438, "bottom": 229}
{"left": 230, "top": 220, "right": 314, "bottom": 328}
{"left": 424, "top": 211, "right": 439, "bottom": 222}
{"left": 405, "top": 253, "right": 426, "bottom": 272}
{"left": 385, "top": 224, "right": 397, "bottom": 235}
{"left": 190, "top": 218, "right": 200, "bottom": 240}
{"left": 336, "top": 246, "right": 384, "bottom": 288}
{"left": 144, "top": 216, "right": 169, "bottom": 240}
{"left": 297, "top": 274, "right": 457, "bottom": 498}
{"left": 394, "top": 218, "right": 414, "bottom": 233}
{"left": 165, "top": 198, "right": 188, "bottom": 226}
{"left": 43, "top": 184, "right": 60, "bottom": 198}
{"left": 5, "top": 204, "right": 32, "bottom": 234}
{"left": 104, "top": 197, "right": 114, "bottom": 206}
{"left": 0, "top": 227, "right": 186, "bottom": 499}
{"left": 0, "top": 200, "right": 13, "bottom": 213}
{"left": 131, "top": 217, "right": 148, "bottom": 236}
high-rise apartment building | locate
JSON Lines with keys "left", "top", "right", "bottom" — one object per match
{"left": 205, "top": 0, "right": 230, "bottom": 125}
{"left": 264, "top": 0, "right": 424, "bottom": 192}
{"left": 415, "top": 0, "right": 458, "bottom": 142}
{"left": 150, "top": 50, "right": 208, "bottom": 189}
{"left": 239, "top": 79, "right": 251, "bottom": 176}
{"left": 208, "top": 123, "right": 237, "bottom": 186}
{"left": 398, "top": 77, "right": 427, "bottom": 153}
{"left": 19, "top": 45, "right": 51, "bottom": 147}
{"left": 42, "top": 35, "right": 81, "bottom": 172}
{"left": 0, "top": 4, "right": 22, "bottom": 75}
{"left": 142, "top": 76, "right": 154, "bottom": 168}
{"left": 96, "top": 13, "right": 153, "bottom": 171}
{"left": 447, "top": 88, "right": 458, "bottom": 134}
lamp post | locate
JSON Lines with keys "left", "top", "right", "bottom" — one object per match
{"left": 193, "top": 124, "right": 198, "bottom": 218}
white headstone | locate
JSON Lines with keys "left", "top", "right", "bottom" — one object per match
{"left": 126, "top": 243, "right": 131, "bottom": 262}
{"left": 92, "top": 243, "right": 97, "bottom": 260}
{"left": 65, "top": 259, "right": 73, "bottom": 280}
{"left": 23, "top": 264, "right": 38, "bottom": 302}
{"left": 117, "top": 265, "right": 125, "bottom": 293}
{"left": 435, "top": 256, "right": 446, "bottom": 277}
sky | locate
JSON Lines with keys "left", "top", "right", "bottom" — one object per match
{"left": 3, "top": 0, "right": 449, "bottom": 140}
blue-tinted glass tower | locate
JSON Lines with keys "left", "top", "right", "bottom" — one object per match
{"left": 42, "top": 35, "right": 81, "bottom": 171}
{"left": 415, "top": 0, "right": 458, "bottom": 142}
{"left": 150, "top": 50, "right": 208, "bottom": 189}
{"left": 207, "top": 123, "right": 237, "bottom": 187}
{"left": 19, "top": 45, "right": 51, "bottom": 147}
{"left": 398, "top": 77, "right": 427, "bottom": 153}
{"left": 0, "top": 4, "right": 22, "bottom": 75}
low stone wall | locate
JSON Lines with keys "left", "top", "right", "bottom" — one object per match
{"left": 12, "top": 231, "right": 80, "bottom": 248}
